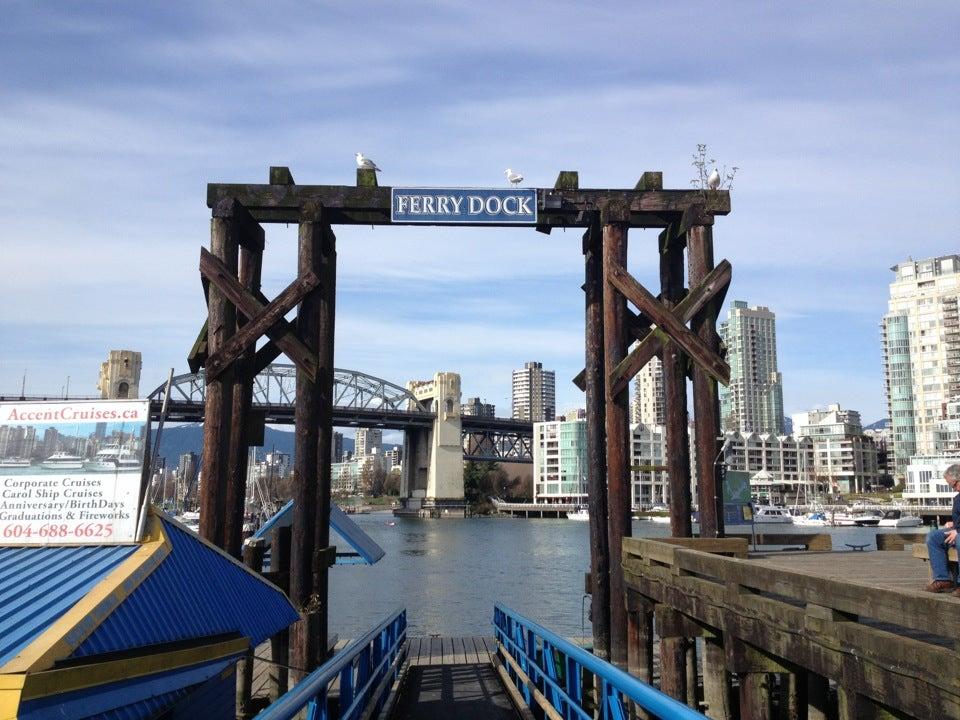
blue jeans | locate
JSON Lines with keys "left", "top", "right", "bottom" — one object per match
{"left": 926, "top": 528, "right": 956, "bottom": 581}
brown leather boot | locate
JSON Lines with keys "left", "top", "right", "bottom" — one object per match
{"left": 925, "top": 579, "right": 956, "bottom": 593}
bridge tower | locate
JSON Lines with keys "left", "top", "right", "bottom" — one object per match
{"left": 401, "top": 372, "right": 464, "bottom": 514}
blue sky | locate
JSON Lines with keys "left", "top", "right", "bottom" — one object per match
{"left": 1, "top": 2, "right": 958, "bottom": 424}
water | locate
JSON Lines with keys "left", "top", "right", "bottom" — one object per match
{"left": 329, "top": 513, "right": 920, "bottom": 639}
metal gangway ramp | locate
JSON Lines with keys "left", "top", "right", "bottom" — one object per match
{"left": 251, "top": 606, "right": 705, "bottom": 720}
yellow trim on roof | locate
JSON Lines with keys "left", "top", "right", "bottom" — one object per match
{"left": 0, "top": 511, "right": 171, "bottom": 675}
{"left": 19, "top": 637, "right": 249, "bottom": 701}
{"left": 0, "top": 674, "right": 25, "bottom": 720}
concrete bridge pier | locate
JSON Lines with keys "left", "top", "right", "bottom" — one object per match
{"left": 397, "top": 372, "right": 465, "bottom": 517}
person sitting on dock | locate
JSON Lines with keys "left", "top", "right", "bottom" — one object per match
{"left": 924, "top": 463, "right": 960, "bottom": 593}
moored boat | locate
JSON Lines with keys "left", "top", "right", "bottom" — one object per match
{"left": 566, "top": 506, "right": 590, "bottom": 521}
{"left": 878, "top": 509, "right": 923, "bottom": 527}
{"left": 84, "top": 445, "right": 142, "bottom": 472}
{"left": 793, "top": 511, "right": 828, "bottom": 527}
{"left": 41, "top": 452, "right": 84, "bottom": 470}
{"left": 752, "top": 505, "right": 794, "bottom": 524}
{"left": 0, "top": 457, "right": 31, "bottom": 468}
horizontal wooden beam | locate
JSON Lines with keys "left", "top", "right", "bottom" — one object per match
{"left": 606, "top": 260, "right": 730, "bottom": 386}
{"left": 198, "top": 248, "right": 319, "bottom": 381}
{"left": 207, "top": 184, "right": 730, "bottom": 226}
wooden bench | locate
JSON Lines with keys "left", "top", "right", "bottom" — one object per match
{"left": 912, "top": 543, "right": 958, "bottom": 579}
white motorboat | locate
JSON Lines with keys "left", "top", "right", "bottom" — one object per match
{"left": 752, "top": 505, "right": 794, "bottom": 524}
{"left": 0, "top": 458, "right": 31, "bottom": 468}
{"left": 793, "top": 511, "right": 829, "bottom": 527}
{"left": 41, "top": 452, "right": 84, "bottom": 470}
{"left": 852, "top": 510, "right": 883, "bottom": 527}
{"left": 566, "top": 506, "right": 590, "bottom": 521}
{"left": 85, "top": 445, "right": 142, "bottom": 472}
{"left": 878, "top": 509, "right": 923, "bottom": 528}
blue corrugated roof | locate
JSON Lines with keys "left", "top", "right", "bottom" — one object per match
{"left": 70, "top": 517, "right": 298, "bottom": 658}
{"left": 253, "top": 500, "right": 386, "bottom": 564}
{"left": 0, "top": 543, "right": 138, "bottom": 668}
{"left": 16, "top": 657, "right": 235, "bottom": 720}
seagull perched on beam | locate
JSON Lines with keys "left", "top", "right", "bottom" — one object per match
{"left": 707, "top": 168, "right": 721, "bottom": 190}
{"left": 504, "top": 168, "right": 523, "bottom": 185}
{"left": 356, "top": 152, "right": 381, "bottom": 172}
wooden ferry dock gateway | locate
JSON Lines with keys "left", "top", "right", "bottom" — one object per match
{"left": 2, "top": 166, "right": 957, "bottom": 720}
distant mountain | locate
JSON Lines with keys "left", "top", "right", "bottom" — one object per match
{"left": 864, "top": 419, "right": 890, "bottom": 431}
{"left": 152, "top": 425, "right": 357, "bottom": 469}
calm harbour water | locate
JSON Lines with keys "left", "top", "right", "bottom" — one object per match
{"left": 328, "top": 513, "right": 918, "bottom": 639}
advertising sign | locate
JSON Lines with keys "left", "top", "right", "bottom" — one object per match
{"left": 391, "top": 187, "right": 538, "bottom": 224}
{"left": 0, "top": 399, "right": 150, "bottom": 545}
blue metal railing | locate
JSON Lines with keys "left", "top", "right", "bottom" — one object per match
{"left": 254, "top": 608, "right": 407, "bottom": 720}
{"left": 493, "top": 605, "right": 706, "bottom": 720}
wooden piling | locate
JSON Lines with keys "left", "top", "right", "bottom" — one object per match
{"left": 687, "top": 218, "right": 724, "bottom": 538}
{"left": 200, "top": 200, "right": 239, "bottom": 547}
{"left": 270, "top": 526, "right": 291, "bottom": 701}
{"left": 290, "top": 205, "right": 324, "bottom": 674}
{"left": 583, "top": 218, "right": 611, "bottom": 660}
{"left": 659, "top": 226, "right": 692, "bottom": 537}
{"left": 702, "top": 636, "right": 732, "bottom": 720}
{"left": 740, "top": 673, "right": 773, "bottom": 720}
{"left": 602, "top": 218, "right": 630, "bottom": 667}
{"left": 238, "top": 538, "right": 265, "bottom": 719}
{"left": 312, "top": 222, "right": 336, "bottom": 662}
{"left": 225, "top": 229, "right": 264, "bottom": 559}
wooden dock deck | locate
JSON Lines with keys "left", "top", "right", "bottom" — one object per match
{"left": 393, "top": 637, "right": 516, "bottom": 720}
{"left": 623, "top": 537, "right": 959, "bottom": 719}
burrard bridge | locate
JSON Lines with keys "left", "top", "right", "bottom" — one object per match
{"left": 149, "top": 364, "right": 532, "bottom": 508}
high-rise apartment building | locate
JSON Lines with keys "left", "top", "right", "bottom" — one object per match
{"left": 354, "top": 428, "right": 382, "bottom": 457}
{"left": 881, "top": 255, "right": 960, "bottom": 480}
{"left": 512, "top": 361, "right": 555, "bottom": 422}
{"left": 632, "top": 356, "right": 665, "bottom": 426}
{"left": 792, "top": 404, "right": 878, "bottom": 494}
{"left": 461, "top": 397, "right": 496, "bottom": 417}
{"left": 719, "top": 301, "right": 784, "bottom": 434}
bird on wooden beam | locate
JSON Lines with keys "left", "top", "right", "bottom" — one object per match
{"left": 356, "top": 152, "right": 381, "bottom": 172}
{"left": 707, "top": 168, "right": 721, "bottom": 190}
{"left": 504, "top": 168, "right": 523, "bottom": 185}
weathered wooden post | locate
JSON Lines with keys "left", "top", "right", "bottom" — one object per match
{"left": 702, "top": 635, "right": 733, "bottom": 720}
{"left": 687, "top": 208, "right": 725, "bottom": 538}
{"left": 270, "top": 525, "right": 292, "bottom": 700}
{"left": 289, "top": 203, "right": 325, "bottom": 678}
{"left": 312, "top": 219, "right": 337, "bottom": 663}
{"left": 225, "top": 210, "right": 265, "bottom": 558}
{"left": 659, "top": 225, "right": 693, "bottom": 538}
{"left": 583, "top": 213, "right": 611, "bottom": 661}
{"left": 602, "top": 205, "right": 631, "bottom": 668}
{"left": 238, "top": 538, "right": 266, "bottom": 718}
{"left": 200, "top": 199, "right": 239, "bottom": 547}
{"left": 626, "top": 591, "right": 654, "bottom": 720}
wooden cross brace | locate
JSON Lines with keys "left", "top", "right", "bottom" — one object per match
{"left": 199, "top": 247, "right": 321, "bottom": 381}
{"left": 606, "top": 260, "right": 731, "bottom": 397}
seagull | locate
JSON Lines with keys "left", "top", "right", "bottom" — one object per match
{"left": 505, "top": 168, "right": 523, "bottom": 185}
{"left": 356, "top": 153, "right": 381, "bottom": 172}
{"left": 707, "top": 168, "right": 721, "bottom": 190}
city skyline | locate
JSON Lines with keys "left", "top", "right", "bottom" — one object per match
{"left": 1, "top": 4, "right": 958, "bottom": 425}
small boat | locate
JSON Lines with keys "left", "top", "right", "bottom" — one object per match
{"left": 853, "top": 510, "right": 883, "bottom": 527}
{"left": 793, "top": 511, "right": 828, "bottom": 527}
{"left": 566, "top": 506, "right": 590, "bottom": 521}
{"left": 752, "top": 505, "right": 794, "bottom": 524}
{"left": 41, "top": 452, "right": 84, "bottom": 470}
{"left": 878, "top": 509, "right": 923, "bottom": 528}
{"left": 84, "top": 445, "right": 142, "bottom": 472}
{"left": 0, "top": 457, "right": 31, "bottom": 468}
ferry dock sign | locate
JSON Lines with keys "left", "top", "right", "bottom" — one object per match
{"left": 391, "top": 187, "right": 537, "bottom": 224}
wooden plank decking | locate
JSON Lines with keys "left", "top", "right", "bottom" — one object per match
{"left": 393, "top": 636, "right": 516, "bottom": 720}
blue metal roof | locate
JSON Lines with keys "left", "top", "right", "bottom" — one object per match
{"left": 253, "top": 500, "right": 386, "bottom": 565}
{"left": 16, "top": 656, "right": 236, "bottom": 720}
{"left": 0, "top": 543, "right": 138, "bottom": 668}
{"left": 70, "top": 517, "right": 298, "bottom": 658}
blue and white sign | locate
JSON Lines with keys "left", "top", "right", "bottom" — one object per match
{"left": 391, "top": 188, "right": 538, "bottom": 224}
